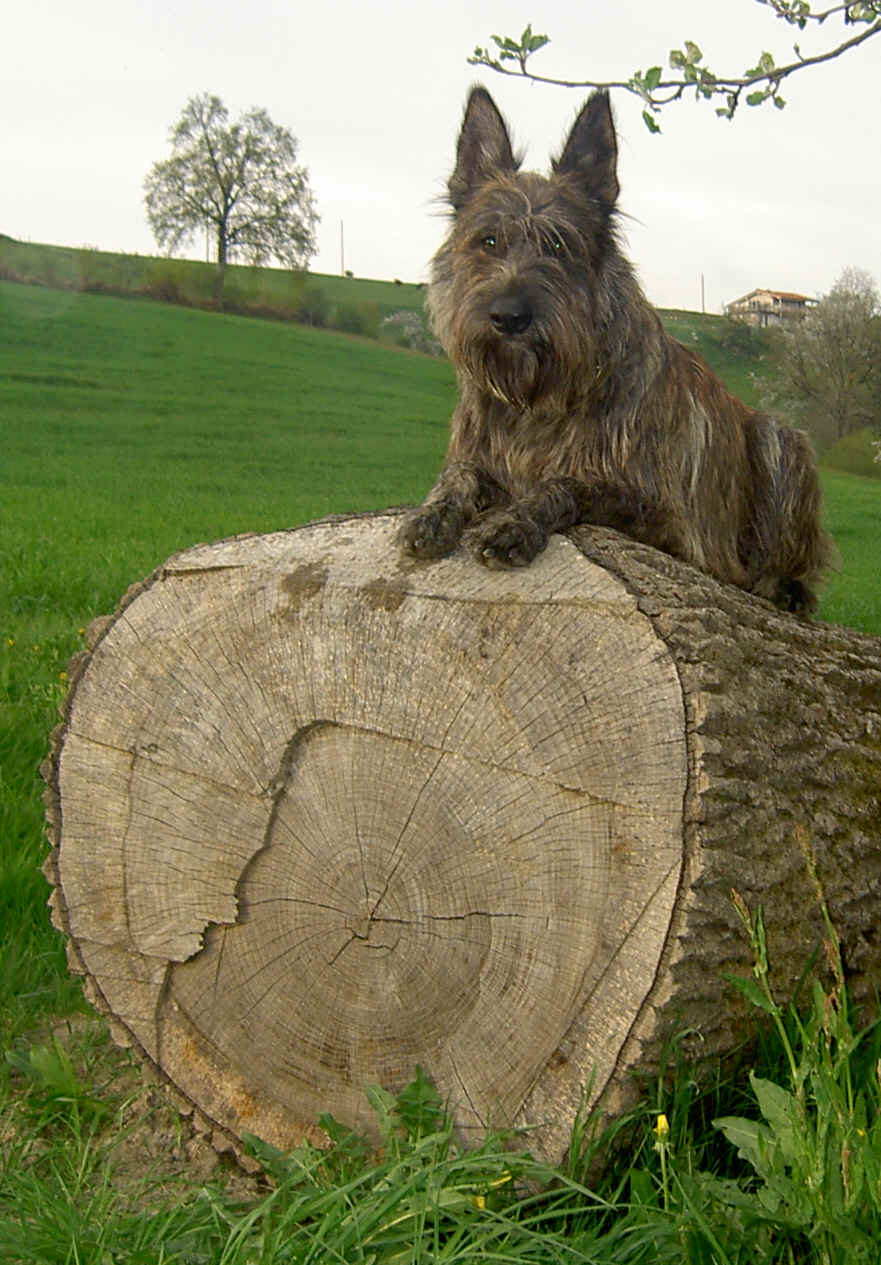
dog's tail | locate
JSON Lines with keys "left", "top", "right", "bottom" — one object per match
{"left": 747, "top": 419, "right": 835, "bottom": 614}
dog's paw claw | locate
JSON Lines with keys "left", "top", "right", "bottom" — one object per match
{"left": 398, "top": 505, "right": 464, "bottom": 559}
{"left": 468, "top": 514, "right": 546, "bottom": 570}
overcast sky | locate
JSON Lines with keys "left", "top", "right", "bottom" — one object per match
{"left": 4, "top": 0, "right": 879, "bottom": 312}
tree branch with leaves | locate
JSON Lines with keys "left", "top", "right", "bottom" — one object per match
{"left": 469, "top": 2, "right": 881, "bottom": 132}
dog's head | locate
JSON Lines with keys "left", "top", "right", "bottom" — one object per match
{"left": 448, "top": 86, "right": 619, "bottom": 214}
{"left": 428, "top": 88, "right": 623, "bottom": 409}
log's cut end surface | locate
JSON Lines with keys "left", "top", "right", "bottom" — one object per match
{"left": 48, "top": 514, "right": 686, "bottom": 1161}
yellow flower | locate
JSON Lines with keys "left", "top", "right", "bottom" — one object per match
{"left": 6, "top": 638, "right": 13, "bottom": 648}
{"left": 472, "top": 1194, "right": 486, "bottom": 1209}
{"left": 654, "top": 1114, "right": 670, "bottom": 1140}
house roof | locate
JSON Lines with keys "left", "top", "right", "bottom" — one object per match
{"left": 729, "top": 288, "right": 815, "bottom": 305}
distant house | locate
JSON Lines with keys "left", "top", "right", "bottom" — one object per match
{"left": 726, "top": 288, "right": 818, "bottom": 328}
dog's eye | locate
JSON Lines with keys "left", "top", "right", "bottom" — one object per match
{"left": 545, "top": 234, "right": 565, "bottom": 255}
{"left": 480, "top": 234, "right": 498, "bottom": 252}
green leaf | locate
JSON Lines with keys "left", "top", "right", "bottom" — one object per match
{"left": 750, "top": 1073, "right": 801, "bottom": 1164}
{"left": 747, "top": 91, "right": 769, "bottom": 106}
{"left": 684, "top": 40, "right": 703, "bottom": 64}
{"left": 395, "top": 1065, "right": 446, "bottom": 1140}
{"left": 629, "top": 1167, "right": 655, "bottom": 1205}
{"left": 755, "top": 1183, "right": 785, "bottom": 1216}
{"left": 492, "top": 34, "right": 523, "bottom": 60}
{"left": 642, "top": 109, "right": 661, "bottom": 134}
{"left": 752, "top": 902, "right": 769, "bottom": 971}
{"left": 713, "top": 1114, "right": 774, "bottom": 1172}
{"left": 644, "top": 65, "right": 662, "bottom": 91}
{"left": 698, "top": 1172, "right": 762, "bottom": 1213}
{"left": 6, "top": 1040, "right": 80, "bottom": 1096}
{"left": 468, "top": 50, "right": 500, "bottom": 69}
{"left": 366, "top": 1082, "right": 400, "bottom": 1144}
{"left": 318, "top": 1110, "right": 373, "bottom": 1165}
{"left": 521, "top": 24, "right": 549, "bottom": 54}
{"left": 723, "top": 972, "right": 779, "bottom": 1014}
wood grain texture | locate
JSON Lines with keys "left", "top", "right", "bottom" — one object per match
{"left": 44, "top": 511, "right": 881, "bottom": 1164}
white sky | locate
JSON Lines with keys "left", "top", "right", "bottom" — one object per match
{"left": 3, "top": 0, "right": 879, "bottom": 312}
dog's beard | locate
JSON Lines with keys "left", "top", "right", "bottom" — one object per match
{"left": 469, "top": 338, "right": 541, "bottom": 408}
{"left": 459, "top": 330, "right": 567, "bottom": 410}
{"left": 439, "top": 279, "right": 597, "bottom": 411}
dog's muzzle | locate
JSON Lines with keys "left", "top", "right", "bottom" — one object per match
{"left": 489, "top": 293, "right": 533, "bottom": 336}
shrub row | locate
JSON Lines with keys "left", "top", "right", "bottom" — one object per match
{"left": 0, "top": 238, "right": 440, "bottom": 354}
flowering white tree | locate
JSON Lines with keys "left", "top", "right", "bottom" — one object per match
{"left": 144, "top": 93, "right": 318, "bottom": 304}
{"left": 778, "top": 268, "right": 881, "bottom": 445}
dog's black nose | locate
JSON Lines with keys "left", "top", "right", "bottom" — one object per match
{"left": 489, "top": 295, "right": 532, "bottom": 335}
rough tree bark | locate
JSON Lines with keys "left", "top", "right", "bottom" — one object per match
{"left": 43, "top": 511, "right": 881, "bottom": 1165}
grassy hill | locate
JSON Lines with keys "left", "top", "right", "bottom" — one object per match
{"left": 1, "top": 236, "right": 778, "bottom": 399}
{"left": 1, "top": 278, "right": 451, "bottom": 588}
{"left": 0, "top": 235, "right": 429, "bottom": 343}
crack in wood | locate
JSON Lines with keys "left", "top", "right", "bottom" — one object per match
{"left": 368, "top": 748, "right": 446, "bottom": 920}
{"left": 66, "top": 731, "right": 274, "bottom": 800}
{"left": 576, "top": 857, "right": 682, "bottom": 1012}
{"left": 269, "top": 719, "right": 636, "bottom": 806}
{"left": 448, "top": 1048, "right": 487, "bottom": 1131}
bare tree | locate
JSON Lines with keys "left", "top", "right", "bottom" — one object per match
{"left": 469, "top": 4, "right": 881, "bottom": 132}
{"left": 144, "top": 93, "right": 318, "bottom": 304}
{"left": 775, "top": 268, "right": 881, "bottom": 446}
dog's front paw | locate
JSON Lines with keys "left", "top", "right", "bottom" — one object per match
{"left": 398, "top": 503, "right": 466, "bottom": 560}
{"left": 467, "top": 511, "right": 547, "bottom": 570}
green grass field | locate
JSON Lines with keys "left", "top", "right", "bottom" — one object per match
{"left": 2, "top": 277, "right": 881, "bottom": 1262}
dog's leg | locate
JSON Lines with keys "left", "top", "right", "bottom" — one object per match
{"left": 469, "top": 476, "right": 689, "bottom": 570}
{"left": 399, "top": 461, "right": 506, "bottom": 559}
{"left": 466, "top": 477, "right": 586, "bottom": 569}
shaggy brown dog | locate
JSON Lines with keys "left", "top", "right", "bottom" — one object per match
{"left": 399, "top": 86, "right": 831, "bottom": 612}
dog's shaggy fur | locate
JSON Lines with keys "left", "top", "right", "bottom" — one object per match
{"left": 399, "top": 86, "right": 831, "bottom": 612}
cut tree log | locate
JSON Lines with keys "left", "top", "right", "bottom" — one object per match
{"left": 44, "top": 511, "right": 881, "bottom": 1165}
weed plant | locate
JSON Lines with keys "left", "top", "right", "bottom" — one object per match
{"left": 2, "top": 897, "right": 880, "bottom": 1263}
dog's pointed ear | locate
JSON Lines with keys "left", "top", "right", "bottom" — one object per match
{"left": 448, "top": 86, "right": 519, "bottom": 210}
{"left": 552, "top": 90, "right": 619, "bottom": 208}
